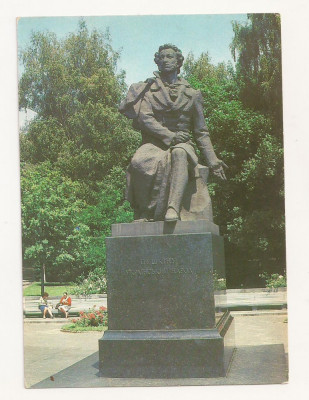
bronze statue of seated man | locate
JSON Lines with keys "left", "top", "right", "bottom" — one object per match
{"left": 119, "top": 44, "right": 227, "bottom": 222}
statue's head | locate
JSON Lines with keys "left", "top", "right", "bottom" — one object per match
{"left": 154, "top": 44, "right": 184, "bottom": 74}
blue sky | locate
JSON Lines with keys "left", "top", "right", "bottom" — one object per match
{"left": 17, "top": 14, "right": 248, "bottom": 87}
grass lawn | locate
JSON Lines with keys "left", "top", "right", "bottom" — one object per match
{"left": 61, "top": 323, "right": 108, "bottom": 333}
{"left": 23, "top": 282, "right": 77, "bottom": 296}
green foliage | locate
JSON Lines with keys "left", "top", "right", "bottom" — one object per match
{"left": 61, "top": 324, "right": 107, "bottom": 332}
{"left": 259, "top": 272, "right": 287, "bottom": 290}
{"left": 19, "top": 20, "right": 139, "bottom": 183}
{"left": 72, "top": 270, "right": 107, "bottom": 297}
{"left": 230, "top": 14, "right": 282, "bottom": 136}
{"left": 183, "top": 52, "right": 232, "bottom": 84}
{"left": 213, "top": 273, "right": 227, "bottom": 291}
{"left": 79, "top": 167, "right": 134, "bottom": 236}
{"left": 21, "top": 162, "right": 133, "bottom": 282}
{"left": 20, "top": 21, "right": 137, "bottom": 283}
{"left": 74, "top": 167, "right": 134, "bottom": 283}
{"left": 19, "top": 20, "right": 124, "bottom": 118}
{"left": 228, "top": 14, "right": 285, "bottom": 276}
{"left": 21, "top": 162, "right": 89, "bottom": 281}
{"left": 183, "top": 19, "right": 285, "bottom": 286}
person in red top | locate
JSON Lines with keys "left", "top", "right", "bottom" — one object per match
{"left": 58, "top": 292, "right": 72, "bottom": 318}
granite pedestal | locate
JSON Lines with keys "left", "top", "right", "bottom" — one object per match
{"left": 99, "top": 221, "right": 234, "bottom": 378}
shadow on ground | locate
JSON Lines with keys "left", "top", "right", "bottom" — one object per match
{"left": 32, "top": 343, "right": 287, "bottom": 388}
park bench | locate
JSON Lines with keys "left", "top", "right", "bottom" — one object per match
{"left": 24, "top": 308, "right": 80, "bottom": 319}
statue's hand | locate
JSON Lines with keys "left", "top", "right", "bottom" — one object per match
{"left": 211, "top": 160, "right": 228, "bottom": 180}
{"left": 145, "top": 77, "right": 156, "bottom": 85}
{"left": 173, "top": 131, "right": 190, "bottom": 144}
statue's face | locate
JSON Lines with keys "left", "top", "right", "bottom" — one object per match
{"left": 157, "top": 48, "right": 178, "bottom": 73}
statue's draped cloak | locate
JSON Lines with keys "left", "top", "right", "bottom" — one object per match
{"left": 119, "top": 73, "right": 219, "bottom": 221}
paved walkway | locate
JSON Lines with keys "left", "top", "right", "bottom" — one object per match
{"left": 24, "top": 311, "right": 288, "bottom": 388}
{"left": 215, "top": 289, "right": 287, "bottom": 308}
{"left": 24, "top": 322, "right": 103, "bottom": 387}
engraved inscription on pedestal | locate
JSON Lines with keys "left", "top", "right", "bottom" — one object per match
{"left": 106, "top": 232, "right": 223, "bottom": 331}
{"left": 119, "top": 258, "right": 195, "bottom": 276}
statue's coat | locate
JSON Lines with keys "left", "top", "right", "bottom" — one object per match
{"left": 119, "top": 73, "right": 219, "bottom": 220}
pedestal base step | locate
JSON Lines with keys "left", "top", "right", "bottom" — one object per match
{"left": 99, "top": 312, "right": 234, "bottom": 378}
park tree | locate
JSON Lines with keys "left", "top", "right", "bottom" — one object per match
{"left": 182, "top": 20, "right": 284, "bottom": 287}
{"left": 229, "top": 13, "right": 285, "bottom": 284}
{"left": 19, "top": 20, "right": 138, "bottom": 282}
{"left": 73, "top": 166, "right": 134, "bottom": 287}
{"left": 19, "top": 19, "right": 139, "bottom": 184}
{"left": 21, "top": 162, "right": 133, "bottom": 283}
{"left": 230, "top": 13, "right": 283, "bottom": 137}
{"left": 21, "top": 162, "right": 90, "bottom": 281}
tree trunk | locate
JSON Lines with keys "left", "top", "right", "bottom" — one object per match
{"left": 41, "top": 264, "right": 45, "bottom": 296}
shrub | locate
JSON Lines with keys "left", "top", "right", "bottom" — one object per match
{"left": 72, "top": 270, "right": 107, "bottom": 298}
{"left": 213, "top": 272, "right": 227, "bottom": 291}
{"left": 71, "top": 306, "right": 108, "bottom": 328}
{"left": 259, "top": 272, "right": 287, "bottom": 290}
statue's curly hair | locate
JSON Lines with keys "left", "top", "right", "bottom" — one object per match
{"left": 154, "top": 44, "right": 184, "bottom": 74}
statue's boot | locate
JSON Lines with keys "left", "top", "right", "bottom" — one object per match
{"left": 164, "top": 207, "right": 179, "bottom": 221}
{"left": 165, "top": 148, "right": 188, "bottom": 222}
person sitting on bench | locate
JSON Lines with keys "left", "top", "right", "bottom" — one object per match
{"left": 58, "top": 292, "right": 72, "bottom": 318}
{"left": 38, "top": 292, "right": 54, "bottom": 319}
